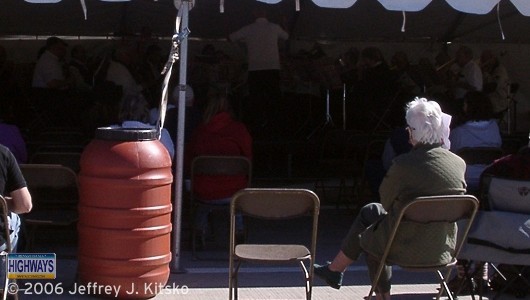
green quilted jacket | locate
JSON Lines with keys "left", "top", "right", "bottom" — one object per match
{"left": 360, "top": 143, "right": 467, "bottom": 266}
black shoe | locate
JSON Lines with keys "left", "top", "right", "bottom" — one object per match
{"left": 314, "top": 262, "right": 343, "bottom": 290}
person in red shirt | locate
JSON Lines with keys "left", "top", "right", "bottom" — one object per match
{"left": 186, "top": 87, "right": 252, "bottom": 242}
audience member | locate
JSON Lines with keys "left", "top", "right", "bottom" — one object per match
{"left": 149, "top": 83, "right": 200, "bottom": 143}
{"left": 314, "top": 97, "right": 465, "bottom": 300}
{"left": 450, "top": 46, "right": 482, "bottom": 108}
{"left": 185, "top": 86, "right": 252, "bottom": 245}
{"left": 32, "top": 37, "right": 72, "bottom": 90}
{"left": 450, "top": 91, "right": 502, "bottom": 194}
{"left": 31, "top": 37, "right": 81, "bottom": 126}
{"left": 68, "top": 44, "right": 93, "bottom": 91}
{"left": 106, "top": 45, "right": 144, "bottom": 97}
{"left": 0, "top": 145, "right": 33, "bottom": 252}
{"left": 138, "top": 44, "right": 164, "bottom": 107}
{"left": 0, "top": 103, "right": 27, "bottom": 164}
{"left": 353, "top": 46, "right": 398, "bottom": 130}
{"left": 115, "top": 93, "right": 174, "bottom": 159}
{"left": 189, "top": 44, "right": 221, "bottom": 111}
{"left": 480, "top": 49, "right": 511, "bottom": 117}
{"left": 229, "top": 5, "right": 289, "bottom": 136}
{"left": 364, "top": 127, "right": 412, "bottom": 202}
{"left": 390, "top": 51, "right": 423, "bottom": 95}
{"left": 481, "top": 144, "right": 530, "bottom": 181}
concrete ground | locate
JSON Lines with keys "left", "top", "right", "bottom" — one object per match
{"left": 15, "top": 204, "right": 529, "bottom": 300}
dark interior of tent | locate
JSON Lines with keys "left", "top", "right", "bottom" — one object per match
{"left": 1, "top": 0, "right": 529, "bottom": 183}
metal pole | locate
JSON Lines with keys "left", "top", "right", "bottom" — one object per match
{"left": 171, "top": 0, "right": 190, "bottom": 272}
{"left": 342, "top": 84, "right": 346, "bottom": 130}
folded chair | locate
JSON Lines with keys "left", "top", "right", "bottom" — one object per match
{"left": 459, "top": 175, "right": 530, "bottom": 299}
{"left": 19, "top": 164, "right": 79, "bottom": 250}
{"left": 367, "top": 195, "right": 479, "bottom": 300}
{"left": 0, "top": 196, "right": 14, "bottom": 300}
{"left": 190, "top": 156, "right": 251, "bottom": 260}
{"left": 228, "top": 188, "right": 320, "bottom": 300}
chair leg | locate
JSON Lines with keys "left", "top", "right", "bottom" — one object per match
{"left": 298, "top": 261, "right": 311, "bottom": 300}
{"left": 437, "top": 270, "right": 454, "bottom": 300}
{"left": 367, "top": 255, "right": 386, "bottom": 300}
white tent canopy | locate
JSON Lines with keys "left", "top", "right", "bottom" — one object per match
{"left": 3, "top": 0, "right": 530, "bottom": 43}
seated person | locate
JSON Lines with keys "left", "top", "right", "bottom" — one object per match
{"left": 314, "top": 97, "right": 466, "bottom": 300}
{"left": 149, "top": 84, "right": 201, "bottom": 143}
{"left": 0, "top": 145, "right": 33, "bottom": 252}
{"left": 450, "top": 91, "right": 502, "bottom": 194}
{"left": 185, "top": 86, "right": 252, "bottom": 243}
{"left": 0, "top": 104, "right": 27, "bottom": 164}
{"left": 481, "top": 144, "right": 530, "bottom": 181}
{"left": 113, "top": 93, "right": 175, "bottom": 160}
{"left": 364, "top": 127, "right": 412, "bottom": 202}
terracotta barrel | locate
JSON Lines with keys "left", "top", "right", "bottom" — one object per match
{"left": 78, "top": 128, "right": 173, "bottom": 299}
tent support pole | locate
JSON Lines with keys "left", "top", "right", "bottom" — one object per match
{"left": 171, "top": 0, "right": 190, "bottom": 273}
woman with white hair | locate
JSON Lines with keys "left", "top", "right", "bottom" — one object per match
{"left": 314, "top": 97, "right": 467, "bottom": 300}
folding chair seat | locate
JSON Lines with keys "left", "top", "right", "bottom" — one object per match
{"left": 228, "top": 188, "right": 320, "bottom": 300}
{"left": 459, "top": 175, "right": 530, "bottom": 299}
{"left": 19, "top": 164, "right": 79, "bottom": 250}
{"left": 367, "top": 195, "right": 479, "bottom": 300}
{"left": 189, "top": 156, "right": 251, "bottom": 260}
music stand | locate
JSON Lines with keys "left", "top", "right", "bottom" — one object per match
{"left": 307, "top": 89, "right": 334, "bottom": 139}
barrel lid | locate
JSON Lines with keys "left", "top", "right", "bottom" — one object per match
{"left": 95, "top": 127, "right": 158, "bottom": 141}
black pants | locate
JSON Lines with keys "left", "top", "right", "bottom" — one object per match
{"left": 245, "top": 70, "right": 281, "bottom": 135}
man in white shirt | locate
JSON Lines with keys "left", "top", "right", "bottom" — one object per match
{"left": 453, "top": 46, "right": 483, "bottom": 100}
{"left": 229, "top": 7, "right": 289, "bottom": 137}
{"left": 32, "top": 37, "right": 72, "bottom": 90}
{"left": 480, "top": 49, "right": 511, "bottom": 116}
{"left": 106, "top": 46, "right": 143, "bottom": 97}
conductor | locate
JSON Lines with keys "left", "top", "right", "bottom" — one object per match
{"left": 229, "top": 5, "right": 289, "bottom": 137}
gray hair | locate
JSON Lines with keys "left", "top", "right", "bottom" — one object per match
{"left": 405, "top": 97, "right": 444, "bottom": 145}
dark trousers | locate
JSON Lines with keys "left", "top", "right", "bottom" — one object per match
{"left": 340, "top": 203, "right": 392, "bottom": 293}
{"left": 245, "top": 70, "right": 281, "bottom": 135}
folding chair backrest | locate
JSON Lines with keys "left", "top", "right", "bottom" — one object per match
{"left": 232, "top": 188, "right": 319, "bottom": 220}
{"left": 403, "top": 195, "right": 479, "bottom": 223}
{"left": 456, "top": 147, "right": 504, "bottom": 165}
{"left": 19, "top": 164, "right": 78, "bottom": 206}
{"left": 487, "top": 176, "right": 530, "bottom": 214}
{"left": 30, "top": 152, "right": 82, "bottom": 173}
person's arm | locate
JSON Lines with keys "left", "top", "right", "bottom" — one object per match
{"left": 378, "top": 162, "right": 403, "bottom": 210}
{"left": 6, "top": 187, "right": 32, "bottom": 214}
